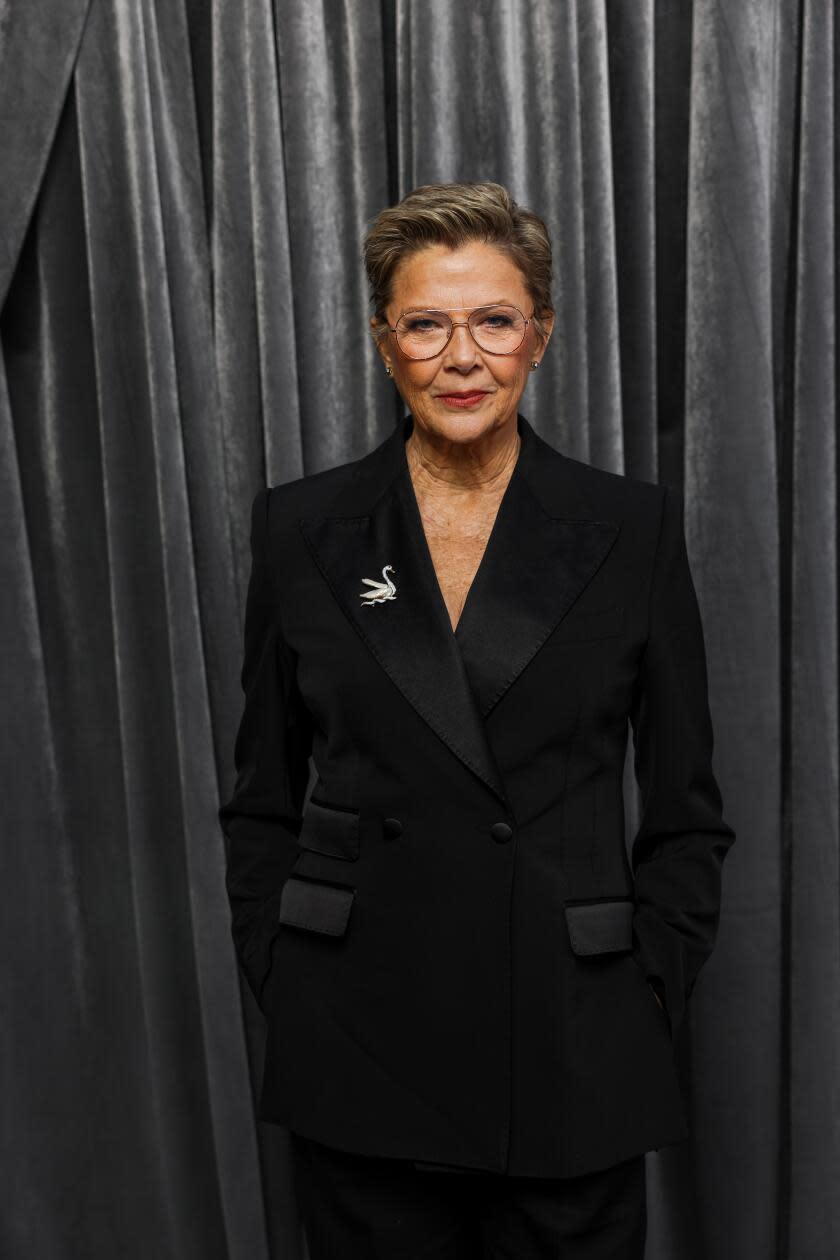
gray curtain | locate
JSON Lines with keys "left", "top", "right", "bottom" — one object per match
{"left": 0, "top": 1, "right": 834, "bottom": 1257}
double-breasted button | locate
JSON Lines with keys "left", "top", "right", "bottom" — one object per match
{"left": 383, "top": 817, "right": 403, "bottom": 839}
{"left": 490, "top": 821, "right": 513, "bottom": 843}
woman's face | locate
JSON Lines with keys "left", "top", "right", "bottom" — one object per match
{"left": 372, "top": 241, "right": 554, "bottom": 445}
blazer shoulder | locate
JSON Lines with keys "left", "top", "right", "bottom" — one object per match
{"left": 556, "top": 450, "right": 672, "bottom": 522}
{"left": 268, "top": 452, "right": 361, "bottom": 515}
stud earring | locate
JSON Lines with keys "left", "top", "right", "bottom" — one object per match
{"left": 530, "top": 361, "right": 539, "bottom": 370}
{"left": 385, "top": 365, "right": 392, "bottom": 376}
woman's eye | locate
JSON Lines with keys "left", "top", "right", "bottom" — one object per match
{"left": 480, "top": 314, "right": 514, "bottom": 328}
{"left": 404, "top": 317, "right": 443, "bottom": 332}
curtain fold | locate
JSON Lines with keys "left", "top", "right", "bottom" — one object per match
{"left": 786, "top": 3, "right": 838, "bottom": 1256}
{"left": 0, "top": 1, "right": 835, "bottom": 1257}
{"left": 684, "top": 4, "right": 784, "bottom": 1256}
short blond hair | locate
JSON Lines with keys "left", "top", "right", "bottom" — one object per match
{"left": 363, "top": 181, "right": 554, "bottom": 350}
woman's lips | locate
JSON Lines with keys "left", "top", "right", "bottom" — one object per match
{"left": 438, "top": 391, "right": 489, "bottom": 408}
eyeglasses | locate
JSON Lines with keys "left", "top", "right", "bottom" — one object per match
{"left": 386, "top": 303, "right": 534, "bottom": 360}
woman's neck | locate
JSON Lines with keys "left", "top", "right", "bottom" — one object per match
{"left": 405, "top": 420, "right": 521, "bottom": 499}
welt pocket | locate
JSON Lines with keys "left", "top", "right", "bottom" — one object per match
{"left": 564, "top": 896, "right": 634, "bottom": 956}
{"left": 297, "top": 795, "right": 360, "bottom": 861}
{"left": 554, "top": 602, "right": 625, "bottom": 644}
{"left": 277, "top": 875, "right": 355, "bottom": 937}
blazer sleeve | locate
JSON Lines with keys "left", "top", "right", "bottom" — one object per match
{"left": 218, "top": 486, "right": 314, "bottom": 1010}
{"left": 629, "top": 484, "right": 736, "bottom": 1042}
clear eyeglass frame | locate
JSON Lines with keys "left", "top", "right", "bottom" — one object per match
{"left": 385, "top": 303, "right": 535, "bottom": 361}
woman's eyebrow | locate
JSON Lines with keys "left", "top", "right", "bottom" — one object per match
{"left": 401, "top": 299, "right": 510, "bottom": 313}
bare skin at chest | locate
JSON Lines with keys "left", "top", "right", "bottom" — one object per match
{"left": 406, "top": 428, "right": 521, "bottom": 633}
{"left": 419, "top": 502, "right": 501, "bottom": 632}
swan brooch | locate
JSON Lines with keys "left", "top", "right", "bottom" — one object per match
{"left": 359, "top": 564, "right": 397, "bottom": 606}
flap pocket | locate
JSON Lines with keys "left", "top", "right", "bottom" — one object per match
{"left": 298, "top": 796, "right": 360, "bottom": 861}
{"left": 564, "top": 897, "right": 633, "bottom": 955}
{"left": 277, "top": 876, "right": 355, "bottom": 937}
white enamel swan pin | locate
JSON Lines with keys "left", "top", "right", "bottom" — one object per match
{"left": 359, "top": 564, "right": 397, "bottom": 606}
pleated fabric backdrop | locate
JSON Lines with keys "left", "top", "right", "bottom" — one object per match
{"left": 0, "top": 1, "right": 835, "bottom": 1257}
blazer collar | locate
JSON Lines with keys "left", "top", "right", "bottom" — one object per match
{"left": 299, "top": 413, "right": 620, "bottom": 809}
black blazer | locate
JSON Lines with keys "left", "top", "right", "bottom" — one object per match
{"left": 219, "top": 411, "right": 736, "bottom": 1178}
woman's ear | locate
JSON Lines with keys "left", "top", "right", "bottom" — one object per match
{"left": 370, "top": 316, "right": 393, "bottom": 371}
{"left": 538, "top": 310, "right": 556, "bottom": 350}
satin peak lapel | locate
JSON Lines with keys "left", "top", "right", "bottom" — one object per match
{"left": 452, "top": 464, "right": 619, "bottom": 718}
{"left": 299, "top": 414, "right": 620, "bottom": 808}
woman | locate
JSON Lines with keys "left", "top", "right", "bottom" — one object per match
{"left": 219, "top": 181, "right": 736, "bottom": 1259}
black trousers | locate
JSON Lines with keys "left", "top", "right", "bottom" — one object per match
{"left": 290, "top": 1132, "right": 647, "bottom": 1260}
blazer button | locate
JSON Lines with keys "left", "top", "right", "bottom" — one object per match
{"left": 490, "top": 821, "right": 513, "bottom": 843}
{"left": 383, "top": 817, "right": 403, "bottom": 839}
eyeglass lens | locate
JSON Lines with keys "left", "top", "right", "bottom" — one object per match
{"left": 395, "top": 305, "right": 526, "bottom": 358}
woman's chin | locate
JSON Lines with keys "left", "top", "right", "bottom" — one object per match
{"left": 412, "top": 401, "right": 509, "bottom": 442}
